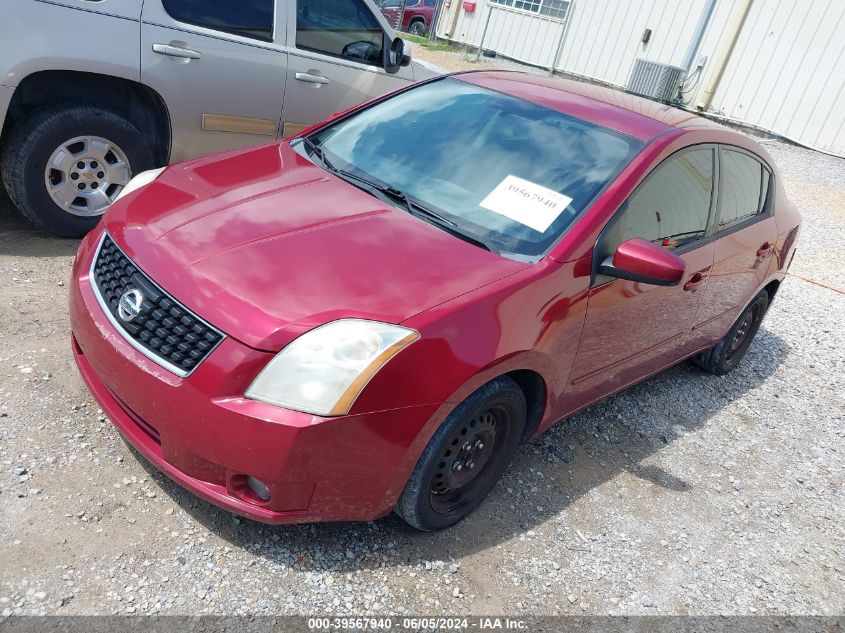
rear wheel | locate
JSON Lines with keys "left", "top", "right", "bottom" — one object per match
{"left": 693, "top": 291, "right": 769, "bottom": 375}
{"left": 408, "top": 19, "right": 427, "bottom": 36}
{"left": 1, "top": 105, "right": 154, "bottom": 237}
{"left": 396, "top": 377, "right": 525, "bottom": 531}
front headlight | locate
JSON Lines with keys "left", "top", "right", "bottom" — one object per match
{"left": 114, "top": 167, "right": 166, "bottom": 202}
{"left": 245, "top": 319, "right": 419, "bottom": 416}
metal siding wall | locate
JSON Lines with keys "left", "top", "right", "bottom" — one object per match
{"left": 556, "top": 0, "right": 710, "bottom": 86}
{"left": 437, "top": 0, "right": 845, "bottom": 154}
{"left": 706, "top": 0, "right": 845, "bottom": 154}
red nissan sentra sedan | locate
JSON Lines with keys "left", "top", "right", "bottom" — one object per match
{"left": 70, "top": 72, "right": 801, "bottom": 530}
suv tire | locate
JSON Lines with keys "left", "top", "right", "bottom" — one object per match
{"left": 1, "top": 105, "right": 154, "bottom": 237}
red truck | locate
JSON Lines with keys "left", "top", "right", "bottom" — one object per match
{"left": 379, "top": 0, "right": 437, "bottom": 36}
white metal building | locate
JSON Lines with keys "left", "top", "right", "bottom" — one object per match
{"left": 436, "top": 0, "right": 845, "bottom": 156}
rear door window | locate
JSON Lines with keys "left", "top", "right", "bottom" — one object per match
{"left": 718, "top": 149, "right": 770, "bottom": 230}
{"left": 297, "top": 0, "right": 384, "bottom": 64}
{"left": 161, "top": 0, "right": 274, "bottom": 41}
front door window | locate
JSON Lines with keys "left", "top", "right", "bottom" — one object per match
{"left": 296, "top": 0, "right": 384, "bottom": 64}
{"left": 598, "top": 147, "right": 714, "bottom": 260}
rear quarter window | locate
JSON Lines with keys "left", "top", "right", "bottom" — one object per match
{"left": 718, "top": 149, "right": 770, "bottom": 230}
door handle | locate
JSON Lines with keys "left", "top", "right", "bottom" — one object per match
{"left": 756, "top": 242, "right": 774, "bottom": 258}
{"left": 295, "top": 72, "right": 330, "bottom": 85}
{"left": 683, "top": 272, "right": 706, "bottom": 292}
{"left": 152, "top": 43, "right": 202, "bottom": 60}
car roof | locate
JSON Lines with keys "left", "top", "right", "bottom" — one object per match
{"left": 454, "top": 71, "right": 728, "bottom": 142}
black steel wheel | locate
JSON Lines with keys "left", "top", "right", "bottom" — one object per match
{"left": 693, "top": 290, "right": 769, "bottom": 375}
{"left": 396, "top": 376, "right": 525, "bottom": 531}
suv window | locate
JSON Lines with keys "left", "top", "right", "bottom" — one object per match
{"left": 424, "top": 0, "right": 437, "bottom": 6}
{"left": 718, "top": 149, "right": 770, "bottom": 230}
{"left": 297, "top": 0, "right": 384, "bottom": 64}
{"left": 600, "top": 148, "right": 714, "bottom": 259}
{"left": 162, "top": 0, "right": 274, "bottom": 42}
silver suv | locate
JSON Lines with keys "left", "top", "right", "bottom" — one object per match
{"left": 0, "top": 0, "right": 436, "bottom": 236}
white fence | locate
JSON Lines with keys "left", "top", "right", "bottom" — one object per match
{"left": 445, "top": 2, "right": 568, "bottom": 68}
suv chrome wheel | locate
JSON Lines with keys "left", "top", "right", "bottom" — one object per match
{"left": 44, "top": 135, "right": 131, "bottom": 217}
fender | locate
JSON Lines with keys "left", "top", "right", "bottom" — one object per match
{"left": 0, "top": 0, "right": 141, "bottom": 88}
{"left": 362, "top": 258, "right": 593, "bottom": 515}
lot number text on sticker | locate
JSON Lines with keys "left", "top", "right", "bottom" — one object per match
{"left": 479, "top": 175, "right": 572, "bottom": 233}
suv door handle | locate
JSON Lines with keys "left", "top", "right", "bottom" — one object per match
{"left": 295, "top": 72, "right": 330, "bottom": 85}
{"left": 152, "top": 43, "right": 202, "bottom": 60}
{"left": 683, "top": 272, "right": 706, "bottom": 292}
{"left": 756, "top": 242, "right": 774, "bottom": 258}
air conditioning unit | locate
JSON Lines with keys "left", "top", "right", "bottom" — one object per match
{"left": 627, "top": 59, "right": 686, "bottom": 103}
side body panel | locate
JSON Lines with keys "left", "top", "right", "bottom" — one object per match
{"left": 376, "top": 258, "right": 591, "bottom": 510}
{"left": 562, "top": 242, "right": 714, "bottom": 419}
{"left": 0, "top": 85, "right": 15, "bottom": 131}
{"left": 140, "top": 1, "right": 288, "bottom": 161}
{"left": 279, "top": 0, "right": 416, "bottom": 137}
{"left": 0, "top": 0, "right": 141, "bottom": 87}
{"left": 690, "top": 217, "right": 778, "bottom": 345}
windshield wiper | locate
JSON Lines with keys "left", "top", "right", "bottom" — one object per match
{"left": 344, "top": 176, "right": 495, "bottom": 252}
{"left": 300, "top": 138, "right": 494, "bottom": 253}
{"left": 355, "top": 177, "right": 456, "bottom": 227}
{"left": 301, "top": 136, "right": 336, "bottom": 172}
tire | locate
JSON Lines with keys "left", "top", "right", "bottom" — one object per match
{"left": 1, "top": 105, "right": 154, "bottom": 238}
{"left": 396, "top": 376, "right": 526, "bottom": 531}
{"left": 408, "top": 20, "right": 427, "bottom": 36}
{"left": 693, "top": 290, "right": 769, "bottom": 375}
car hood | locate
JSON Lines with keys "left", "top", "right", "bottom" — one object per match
{"left": 103, "top": 142, "right": 527, "bottom": 351}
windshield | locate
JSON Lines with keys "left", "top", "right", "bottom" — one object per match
{"left": 310, "top": 78, "right": 643, "bottom": 258}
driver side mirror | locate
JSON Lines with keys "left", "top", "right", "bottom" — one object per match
{"left": 385, "top": 37, "right": 411, "bottom": 73}
{"left": 599, "top": 237, "right": 686, "bottom": 286}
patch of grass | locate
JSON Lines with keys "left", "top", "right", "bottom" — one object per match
{"left": 401, "top": 33, "right": 429, "bottom": 44}
{"left": 422, "top": 42, "right": 457, "bottom": 52}
{"left": 401, "top": 33, "right": 459, "bottom": 52}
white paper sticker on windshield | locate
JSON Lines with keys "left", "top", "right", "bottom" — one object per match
{"left": 479, "top": 175, "right": 572, "bottom": 233}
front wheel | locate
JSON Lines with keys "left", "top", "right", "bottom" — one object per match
{"left": 1, "top": 105, "right": 154, "bottom": 237}
{"left": 396, "top": 377, "right": 526, "bottom": 531}
{"left": 693, "top": 290, "right": 769, "bottom": 375}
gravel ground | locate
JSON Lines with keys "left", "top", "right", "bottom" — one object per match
{"left": 1, "top": 130, "right": 843, "bottom": 616}
{"left": 409, "top": 41, "right": 549, "bottom": 75}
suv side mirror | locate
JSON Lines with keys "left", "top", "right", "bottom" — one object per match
{"left": 385, "top": 37, "right": 410, "bottom": 73}
{"left": 599, "top": 237, "right": 686, "bottom": 286}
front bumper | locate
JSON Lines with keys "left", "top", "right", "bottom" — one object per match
{"left": 69, "top": 230, "right": 440, "bottom": 524}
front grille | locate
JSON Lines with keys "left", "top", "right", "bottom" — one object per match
{"left": 91, "top": 234, "right": 224, "bottom": 376}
